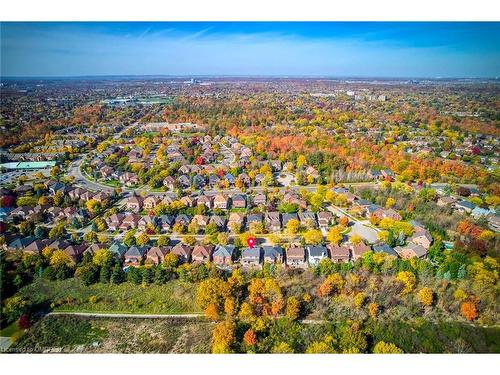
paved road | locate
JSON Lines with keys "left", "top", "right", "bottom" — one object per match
{"left": 69, "top": 159, "right": 115, "bottom": 192}
{"left": 0, "top": 337, "right": 12, "bottom": 352}
{"left": 48, "top": 311, "right": 326, "bottom": 325}
{"left": 327, "top": 204, "right": 380, "bottom": 243}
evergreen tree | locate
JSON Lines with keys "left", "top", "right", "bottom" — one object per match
{"left": 99, "top": 261, "right": 112, "bottom": 283}
{"left": 77, "top": 263, "right": 99, "bottom": 286}
{"left": 34, "top": 226, "right": 45, "bottom": 239}
{"left": 110, "top": 263, "right": 125, "bottom": 284}
{"left": 127, "top": 267, "right": 142, "bottom": 284}
{"left": 457, "top": 264, "right": 467, "bottom": 279}
{"left": 142, "top": 267, "right": 153, "bottom": 285}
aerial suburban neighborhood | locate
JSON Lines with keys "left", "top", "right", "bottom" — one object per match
{"left": 0, "top": 19, "right": 499, "bottom": 359}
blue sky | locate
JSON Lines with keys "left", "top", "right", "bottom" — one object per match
{"left": 1, "top": 22, "right": 499, "bottom": 77}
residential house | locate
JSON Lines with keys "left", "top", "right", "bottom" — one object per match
{"left": 48, "top": 181, "right": 67, "bottom": 196}
{"left": 372, "top": 243, "right": 398, "bottom": 257}
{"left": 192, "top": 245, "right": 214, "bottom": 263}
{"left": 394, "top": 243, "right": 427, "bottom": 259}
{"left": 47, "top": 239, "right": 71, "bottom": 250}
{"left": 80, "top": 190, "right": 93, "bottom": 202}
{"left": 161, "top": 195, "right": 174, "bottom": 206}
{"left": 487, "top": 215, "right": 500, "bottom": 232}
{"left": 180, "top": 195, "right": 196, "bottom": 207}
{"left": 100, "top": 166, "right": 114, "bottom": 179}
{"left": 119, "top": 172, "right": 139, "bottom": 186}
{"left": 228, "top": 212, "right": 245, "bottom": 231}
{"left": 327, "top": 244, "right": 350, "bottom": 263}
{"left": 171, "top": 243, "right": 192, "bottom": 263}
{"left": 138, "top": 216, "right": 158, "bottom": 232}
{"left": 286, "top": 245, "right": 306, "bottom": 267}
{"left": 381, "top": 169, "right": 395, "bottom": 180}
{"left": 163, "top": 176, "right": 176, "bottom": 190}
{"left": 263, "top": 246, "right": 283, "bottom": 264}
{"left": 372, "top": 207, "right": 402, "bottom": 221}
{"left": 144, "top": 196, "right": 161, "bottom": 210}
{"left": 192, "top": 214, "right": 210, "bottom": 229}
{"left": 83, "top": 243, "right": 107, "bottom": 256}
{"left": 212, "top": 245, "right": 235, "bottom": 266}
{"left": 64, "top": 244, "right": 86, "bottom": 262}
{"left": 197, "top": 194, "right": 213, "bottom": 209}
{"left": 281, "top": 213, "right": 299, "bottom": 228}
{"left": 317, "top": 211, "right": 333, "bottom": 228}
{"left": 253, "top": 193, "right": 267, "bottom": 206}
{"left": 206, "top": 174, "right": 219, "bottom": 189}
{"left": 146, "top": 246, "right": 171, "bottom": 265}
{"left": 270, "top": 160, "right": 282, "bottom": 172}
{"left": 209, "top": 215, "right": 226, "bottom": 230}
{"left": 93, "top": 191, "right": 111, "bottom": 204}
{"left": 213, "top": 194, "right": 229, "bottom": 210}
{"left": 265, "top": 212, "right": 282, "bottom": 232}
{"left": 453, "top": 200, "right": 476, "bottom": 214}
{"left": 7, "top": 236, "right": 35, "bottom": 251}
{"left": 124, "top": 246, "right": 148, "bottom": 266}
{"left": 241, "top": 247, "right": 262, "bottom": 267}
{"left": 126, "top": 195, "right": 144, "bottom": 213}
{"left": 307, "top": 246, "right": 329, "bottom": 266}
{"left": 120, "top": 213, "right": 141, "bottom": 230}
{"left": 23, "top": 239, "right": 50, "bottom": 254}
{"left": 159, "top": 215, "right": 175, "bottom": 232}
{"left": 106, "top": 213, "right": 125, "bottom": 231}
{"left": 437, "top": 196, "right": 456, "bottom": 207}
{"left": 305, "top": 166, "right": 319, "bottom": 179}
{"left": 68, "top": 187, "right": 86, "bottom": 201}
{"left": 232, "top": 194, "right": 247, "bottom": 208}
{"left": 175, "top": 214, "right": 191, "bottom": 227}
{"left": 178, "top": 175, "right": 191, "bottom": 188}
{"left": 283, "top": 193, "right": 307, "bottom": 210}
{"left": 409, "top": 229, "right": 433, "bottom": 249}
{"left": 224, "top": 173, "right": 236, "bottom": 185}
{"left": 108, "top": 241, "right": 128, "bottom": 258}
{"left": 246, "top": 213, "right": 263, "bottom": 230}
{"left": 299, "top": 211, "right": 317, "bottom": 228}
{"left": 471, "top": 206, "right": 492, "bottom": 219}
{"left": 350, "top": 242, "right": 371, "bottom": 261}
{"left": 192, "top": 175, "right": 206, "bottom": 189}
{"left": 238, "top": 173, "right": 251, "bottom": 186}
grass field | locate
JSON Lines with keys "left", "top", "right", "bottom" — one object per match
{"left": 17, "top": 278, "right": 200, "bottom": 315}
{"left": 12, "top": 315, "right": 211, "bottom": 353}
{"left": 0, "top": 322, "right": 23, "bottom": 337}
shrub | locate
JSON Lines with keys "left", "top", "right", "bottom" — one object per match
{"left": 373, "top": 341, "right": 404, "bottom": 353}
{"left": 417, "top": 287, "right": 434, "bottom": 306}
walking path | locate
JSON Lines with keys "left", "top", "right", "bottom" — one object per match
{"left": 48, "top": 311, "right": 203, "bottom": 319}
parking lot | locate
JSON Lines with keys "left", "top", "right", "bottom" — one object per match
{"left": 0, "top": 168, "right": 50, "bottom": 185}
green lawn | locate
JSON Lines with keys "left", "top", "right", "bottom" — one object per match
{"left": 17, "top": 278, "right": 200, "bottom": 315}
{"left": 0, "top": 322, "right": 22, "bottom": 337}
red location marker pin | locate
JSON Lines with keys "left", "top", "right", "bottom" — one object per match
{"left": 247, "top": 237, "right": 256, "bottom": 249}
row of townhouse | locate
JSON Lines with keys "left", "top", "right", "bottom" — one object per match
{"left": 107, "top": 209, "right": 335, "bottom": 233}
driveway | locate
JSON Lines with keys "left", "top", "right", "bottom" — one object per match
{"left": 347, "top": 222, "right": 379, "bottom": 244}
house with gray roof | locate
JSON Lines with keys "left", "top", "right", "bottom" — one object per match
{"left": 124, "top": 246, "right": 148, "bottom": 266}
{"left": 263, "top": 246, "right": 283, "bottom": 264}
{"left": 306, "top": 245, "right": 328, "bottom": 266}
{"left": 241, "top": 246, "right": 262, "bottom": 267}
{"left": 299, "top": 211, "right": 317, "bottom": 228}
{"left": 372, "top": 243, "right": 398, "bottom": 257}
{"left": 453, "top": 200, "right": 476, "bottom": 214}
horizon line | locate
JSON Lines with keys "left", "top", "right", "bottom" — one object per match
{"left": 2, "top": 74, "right": 499, "bottom": 80}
